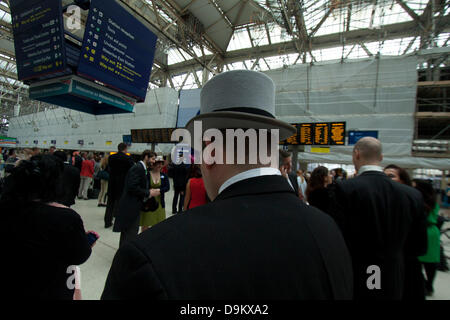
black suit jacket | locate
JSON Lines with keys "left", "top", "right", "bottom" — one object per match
{"left": 327, "top": 171, "right": 427, "bottom": 300}
{"left": 114, "top": 163, "right": 149, "bottom": 232}
{"left": 102, "top": 175, "right": 353, "bottom": 300}
{"left": 5, "top": 202, "right": 91, "bottom": 299}
{"left": 288, "top": 172, "right": 300, "bottom": 196}
{"left": 108, "top": 152, "right": 134, "bottom": 200}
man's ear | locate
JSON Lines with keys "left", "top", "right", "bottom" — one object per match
{"left": 354, "top": 149, "right": 360, "bottom": 161}
{"left": 203, "top": 140, "right": 215, "bottom": 169}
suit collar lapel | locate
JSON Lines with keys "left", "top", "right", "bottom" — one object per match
{"left": 215, "top": 175, "right": 296, "bottom": 201}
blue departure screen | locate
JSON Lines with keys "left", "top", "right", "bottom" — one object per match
{"left": 348, "top": 131, "right": 379, "bottom": 145}
{"left": 10, "top": 0, "right": 66, "bottom": 80}
{"left": 77, "top": 0, "right": 158, "bottom": 102}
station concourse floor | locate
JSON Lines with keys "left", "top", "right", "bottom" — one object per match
{"left": 73, "top": 183, "right": 450, "bottom": 300}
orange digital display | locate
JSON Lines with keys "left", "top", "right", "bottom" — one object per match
{"left": 330, "top": 122, "right": 346, "bottom": 145}
{"left": 281, "top": 122, "right": 346, "bottom": 146}
{"left": 283, "top": 124, "right": 300, "bottom": 145}
{"left": 314, "top": 123, "right": 329, "bottom": 145}
{"left": 131, "top": 128, "right": 176, "bottom": 143}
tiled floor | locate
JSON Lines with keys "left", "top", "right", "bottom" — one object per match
{"left": 73, "top": 184, "right": 450, "bottom": 300}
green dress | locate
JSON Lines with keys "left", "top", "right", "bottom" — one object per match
{"left": 140, "top": 177, "right": 166, "bottom": 227}
{"left": 418, "top": 203, "right": 441, "bottom": 263}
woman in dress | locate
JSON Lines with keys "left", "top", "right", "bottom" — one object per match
{"left": 97, "top": 154, "right": 109, "bottom": 207}
{"left": 305, "top": 166, "right": 333, "bottom": 213}
{"left": 296, "top": 169, "right": 307, "bottom": 201}
{"left": 183, "top": 164, "right": 207, "bottom": 211}
{"left": 140, "top": 155, "right": 170, "bottom": 232}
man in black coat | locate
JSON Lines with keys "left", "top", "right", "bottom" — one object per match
{"left": 326, "top": 137, "right": 427, "bottom": 300}
{"left": 102, "top": 70, "right": 352, "bottom": 300}
{"left": 104, "top": 143, "right": 135, "bottom": 228}
{"left": 168, "top": 154, "right": 190, "bottom": 214}
{"left": 113, "top": 150, "right": 156, "bottom": 248}
{"left": 54, "top": 151, "right": 80, "bottom": 208}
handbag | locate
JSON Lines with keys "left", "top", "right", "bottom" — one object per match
{"left": 142, "top": 196, "right": 158, "bottom": 212}
{"left": 97, "top": 170, "right": 109, "bottom": 181}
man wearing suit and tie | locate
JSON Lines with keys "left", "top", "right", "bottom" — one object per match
{"left": 326, "top": 137, "right": 427, "bottom": 300}
{"left": 102, "top": 70, "right": 353, "bottom": 300}
{"left": 113, "top": 150, "right": 157, "bottom": 248}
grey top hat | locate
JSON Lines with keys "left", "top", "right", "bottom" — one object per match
{"left": 185, "top": 70, "right": 296, "bottom": 140}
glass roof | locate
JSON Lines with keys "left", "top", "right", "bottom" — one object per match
{"left": 0, "top": 0, "right": 447, "bottom": 92}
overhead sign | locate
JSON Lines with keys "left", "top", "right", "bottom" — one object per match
{"left": 131, "top": 128, "right": 176, "bottom": 144}
{"left": 11, "top": 0, "right": 66, "bottom": 80}
{"left": 311, "top": 147, "right": 330, "bottom": 153}
{"left": 77, "top": 0, "right": 158, "bottom": 102}
{"left": 281, "top": 122, "right": 346, "bottom": 146}
{"left": 0, "top": 136, "right": 17, "bottom": 148}
{"left": 348, "top": 131, "right": 379, "bottom": 145}
{"left": 28, "top": 75, "right": 135, "bottom": 115}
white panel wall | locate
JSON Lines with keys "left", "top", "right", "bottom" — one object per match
{"left": 266, "top": 55, "right": 418, "bottom": 158}
{"left": 8, "top": 87, "right": 178, "bottom": 154}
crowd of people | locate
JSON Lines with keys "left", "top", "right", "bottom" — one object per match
{"left": 0, "top": 70, "right": 448, "bottom": 300}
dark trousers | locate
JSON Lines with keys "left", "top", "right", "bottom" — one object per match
{"left": 104, "top": 198, "right": 119, "bottom": 228}
{"left": 119, "top": 216, "right": 140, "bottom": 248}
{"left": 403, "top": 258, "right": 425, "bottom": 300}
{"left": 423, "top": 262, "right": 438, "bottom": 292}
{"left": 172, "top": 186, "right": 185, "bottom": 213}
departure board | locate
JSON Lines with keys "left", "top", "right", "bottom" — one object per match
{"left": 131, "top": 128, "right": 177, "bottom": 144}
{"left": 281, "top": 122, "right": 346, "bottom": 146}
{"left": 299, "top": 123, "right": 313, "bottom": 145}
{"left": 11, "top": 0, "right": 66, "bottom": 80}
{"left": 314, "top": 123, "right": 329, "bottom": 145}
{"left": 348, "top": 130, "right": 378, "bottom": 145}
{"left": 77, "top": 0, "right": 158, "bottom": 102}
{"left": 330, "top": 122, "right": 346, "bottom": 145}
{"left": 283, "top": 124, "right": 300, "bottom": 145}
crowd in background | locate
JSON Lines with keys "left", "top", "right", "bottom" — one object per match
{"left": 0, "top": 143, "right": 448, "bottom": 300}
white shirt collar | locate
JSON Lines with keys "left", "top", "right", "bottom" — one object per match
{"left": 139, "top": 161, "right": 147, "bottom": 173}
{"left": 358, "top": 165, "right": 383, "bottom": 176}
{"left": 218, "top": 167, "right": 281, "bottom": 195}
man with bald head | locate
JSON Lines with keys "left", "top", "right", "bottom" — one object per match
{"left": 327, "top": 137, "right": 427, "bottom": 300}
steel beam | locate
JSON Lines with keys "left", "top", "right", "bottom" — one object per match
{"left": 167, "top": 17, "right": 450, "bottom": 76}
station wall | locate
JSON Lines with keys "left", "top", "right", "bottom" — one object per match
{"left": 7, "top": 87, "right": 178, "bottom": 154}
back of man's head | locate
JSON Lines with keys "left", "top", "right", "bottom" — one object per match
{"left": 118, "top": 143, "right": 127, "bottom": 153}
{"left": 53, "top": 151, "right": 67, "bottom": 163}
{"left": 353, "top": 137, "right": 383, "bottom": 169}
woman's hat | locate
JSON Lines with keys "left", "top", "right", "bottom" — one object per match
{"left": 185, "top": 70, "right": 296, "bottom": 140}
{"left": 155, "top": 155, "right": 165, "bottom": 163}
